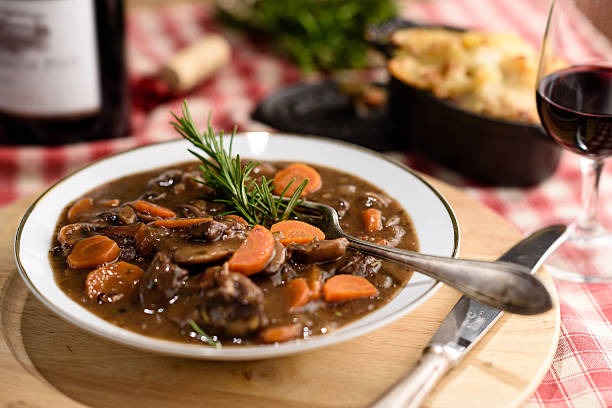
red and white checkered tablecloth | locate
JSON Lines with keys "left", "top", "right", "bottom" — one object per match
{"left": 1, "top": 0, "right": 611, "bottom": 406}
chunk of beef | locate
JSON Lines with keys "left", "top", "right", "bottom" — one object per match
{"left": 134, "top": 224, "right": 171, "bottom": 255}
{"left": 194, "top": 266, "right": 266, "bottom": 337}
{"left": 360, "top": 191, "right": 392, "bottom": 210}
{"left": 188, "top": 219, "right": 236, "bottom": 241}
{"left": 336, "top": 253, "right": 382, "bottom": 277}
{"left": 117, "top": 205, "right": 138, "bottom": 224}
{"left": 138, "top": 251, "right": 188, "bottom": 311}
{"left": 358, "top": 224, "right": 406, "bottom": 248}
{"left": 118, "top": 244, "right": 143, "bottom": 263}
{"left": 382, "top": 224, "right": 406, "bottom": 247}
{"left": 176, "top": 199, "right": 226, "bottom": 218}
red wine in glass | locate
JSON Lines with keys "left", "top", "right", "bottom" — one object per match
{"left": 535, "top": 0, "right": 612, "bottom": 282}
{"left": 536, "top": 65, "right": 612, "bottom": 158}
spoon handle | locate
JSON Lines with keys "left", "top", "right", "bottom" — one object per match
{"left": 344, "top": 236, "right": 552, "bottom": 315}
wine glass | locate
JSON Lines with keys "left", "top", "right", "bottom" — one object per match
{"left": 536, "top": 0, "right": 612, "bottom": 282}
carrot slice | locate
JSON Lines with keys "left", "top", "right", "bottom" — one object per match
{"left": 85, "top": 261, "right": 144, "bottom": 303}
{"left": 150, "top": 217, "right": 212, "bottom": 228}
{"left": 259, "top": 324, "right": 303, "bottom": 344}
{"left": 67, "top": 197, "right": 95, "bottom": 223}
{"left": 67, "top": 235, "right": 120, "bottom": 269}
{"left": 227, "top": 225, "right": 275, "bottom": 276}
{"left": 323, "top": 275, "right": 379, "bottom": 302}
{"left": 270, "top": 220, "right": 325, "bottom": 245}
{"left": 273, "top": 163, "right": 322, "bottom": 197}
{"left": 361, "top": 208, "right": 383, "bottom": 232}
{"left": 305, "top": 265, "right": 324, "bottom": 300}
{"left": 130, "top": 200, "right": 176, "bottom": 218}
{"left": 285, "top": 278, "right": 311, "bottom": 310}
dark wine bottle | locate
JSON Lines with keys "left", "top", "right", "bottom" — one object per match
{"left": 0, "top": 0, "right": 130, "bottom": 145}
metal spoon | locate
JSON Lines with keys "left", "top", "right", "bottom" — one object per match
{"left": 288, "top": 199, "right": 552, "bottom": 315}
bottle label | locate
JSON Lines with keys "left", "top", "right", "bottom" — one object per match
{"left": 0, "top": 0, "right": 101, "bottom": 117}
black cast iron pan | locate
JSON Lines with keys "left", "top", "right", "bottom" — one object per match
{"left": 366, "top": 18, "right": 562, "bottom": 186}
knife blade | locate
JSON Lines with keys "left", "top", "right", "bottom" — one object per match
{"left": 368, "top": 224, "right": 566, "bottom": 408}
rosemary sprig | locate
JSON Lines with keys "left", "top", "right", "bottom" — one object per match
{"left": 188, "top": 320, "right": 220, "bottom": 348}
{"left": 170, "top": 101, "right": 306, "bottom": 226}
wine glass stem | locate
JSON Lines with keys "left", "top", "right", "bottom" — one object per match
{"left": 575, "top": 156, "right": 605, "bottom": 235}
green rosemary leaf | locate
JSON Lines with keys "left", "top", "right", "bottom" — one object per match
{"left": 171, "top": 100, "right": 305, "bottom": 226}
{"left": 188, "top": 320, "right": 221, "bottom": 348}
{"left": 281, "top": 180, "right": 308, "bottom": 220}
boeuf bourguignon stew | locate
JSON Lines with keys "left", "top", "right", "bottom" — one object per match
{"left": 50, "top": 160, "right": 418, "bottom": 347}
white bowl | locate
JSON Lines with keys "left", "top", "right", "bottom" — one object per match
{"left": 15, "top": 134, "right": 459, "bottom": 360}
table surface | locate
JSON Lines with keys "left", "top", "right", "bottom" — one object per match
{"left": 1, "top": 0, "right": 611, "bottom": 407}
{"left": 0, "top": 181, "right": 558, "bottom": 408}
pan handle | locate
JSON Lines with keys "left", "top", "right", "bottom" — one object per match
{"left": 365, "top": 18, "right": 465, "bottom": 58}
{"left": 364, "top": 18, "right": 421, "bottom": 58}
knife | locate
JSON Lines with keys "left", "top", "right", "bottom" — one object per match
{"left": 368, "top": 224, "right": 566, "bottom": 408}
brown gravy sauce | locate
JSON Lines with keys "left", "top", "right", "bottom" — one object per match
{"left": 50, "top": 161, "right": 418, "bottom": 346}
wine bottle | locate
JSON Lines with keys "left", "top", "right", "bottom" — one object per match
{"left": 0, "top": 0, "right": 130, "bottom": 145}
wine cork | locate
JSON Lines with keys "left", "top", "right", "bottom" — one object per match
{"left": 159, "top": 34, "right": 231, "bottom": 92}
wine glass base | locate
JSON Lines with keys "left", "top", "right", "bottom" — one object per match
{"left": 548, "top": 265, "right": 612, "bottom": 283}
{"left": 545, "top": 226, "right": 612, "bottom": 284}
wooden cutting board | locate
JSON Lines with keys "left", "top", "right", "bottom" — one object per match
{"left": 0, "top": 178, "right": 559, "bottom": 408}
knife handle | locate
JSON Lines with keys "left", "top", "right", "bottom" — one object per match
{"left": 368, "top": 344, "right": 463, "bottom": 408}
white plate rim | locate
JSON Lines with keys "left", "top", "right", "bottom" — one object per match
{"left": 14, "top": 133, "right": 460, "bottom": 360}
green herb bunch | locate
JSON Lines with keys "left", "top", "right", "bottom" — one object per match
{"left": 170, "top": 101, "right": 305, "bottom": 226}
{"left": 218, "top": 0, "right": 397, "bottom": 72}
